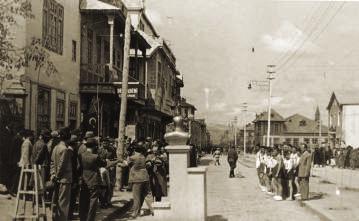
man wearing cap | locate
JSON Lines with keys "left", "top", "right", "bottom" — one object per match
{"left": 51, "top": 127, "right": 72, "bottom": 221}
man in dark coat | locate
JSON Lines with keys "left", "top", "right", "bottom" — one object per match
{"left": 298, "top": 143, "right": 312, "bottom": 201}
{"left": 32, "top": 129, "right": 51, "bottom": 184}
{"left": 227, "top": 146, "right": 238, "bottom": 178}
{"left": 79, "top": 137, "right": 119, "bottom": 221}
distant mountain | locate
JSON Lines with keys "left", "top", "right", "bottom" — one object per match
{"left": 207, "top": 123, "right": 229, "bottom": 145}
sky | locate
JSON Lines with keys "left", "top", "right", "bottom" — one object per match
{"left": 145, "top": 0, "right": 359, "bottom": 126}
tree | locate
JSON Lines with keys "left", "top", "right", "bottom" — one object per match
{"left": 0, "top": 0, "right": 57, "bottom": 94}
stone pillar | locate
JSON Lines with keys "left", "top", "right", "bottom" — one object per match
{"left": 187, "top": 167, "right": 207, "bottom": 221}
{"left": 164, "top": 116, "right": 190, "bottom": 213}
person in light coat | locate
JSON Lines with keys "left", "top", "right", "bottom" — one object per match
{"left": 297, "top": 143, "right": 312, "bottom": 201}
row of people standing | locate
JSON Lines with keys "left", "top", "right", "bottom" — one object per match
{"left": 255, "top": 144, "right": 312, "bottom": 201}
{"left": 16, "top": 127, "right": 119, "bottom": 221}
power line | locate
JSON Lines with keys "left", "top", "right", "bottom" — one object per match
{"left": 276, "top": 1, "right": 335, "bottom": 71}
{"left": 278, "top": 2, "right": 346, "bottom": 74}
{"left": 272, "top": 2, "right": 323, "bottom": 66}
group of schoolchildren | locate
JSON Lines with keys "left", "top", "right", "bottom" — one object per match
{"left": 255, "top": 144, "right": 311, "bottom": 201}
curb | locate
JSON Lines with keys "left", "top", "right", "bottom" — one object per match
{"left": 102, "top": 200, "right": 133, "bottom": 221}
{"left": 297, "top": 200, "right": 334, "bottom": 221}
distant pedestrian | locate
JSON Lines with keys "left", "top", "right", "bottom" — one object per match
{"left": 51, "top": 127, "right": 72, "bottom": 221}
{"left": 213, "top": 148, "right": 221, "bottom": 166}
{"left": 227, "top": 146, "right": 238, "bottom": 178}
{"left": 298, "top": 143, "right": 312, "bottom": 201}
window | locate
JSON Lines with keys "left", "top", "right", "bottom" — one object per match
{"left": 37, "top": 87, "right": 51, "bottom": 130}
{"left": 42, "top": 0, "right": 64, "bottom": 54}
{"left": 116, "top": 50, "right": 122, "bottom": 69}
{"left": 69, "top": 102, "right": 77, "bottom": 130}
{"left": 87, "top": 29, "right": 93, "bottom": 67}
{"left": 274, "top": 124, "right": 279, "bottom": 134}
{"left": 299, "top": 120, "right": 307, "bottom": 127}
{"left": 304, "top": 138, "right": 310, "bottom": 144}
{"left": 312, "top": 138, "right": 318, "bottom": 144}
{"left": 96, "top": 36, "right": 102, "bottom": 64}
{"left": 72, "top": 40, "right": 77, "bottom": 62}
{"left": 56, "top": 91, "right": 65, "bottom": 129}
{"left": 285, "top": 138, "right": 292, "bottom": 144}
{"left": 104, "top": 41, "right": 110, "bottom": 64}
{"left": 157, "top": 61, "right": 162, "bottom": 85}
{"left": 293, "top": 138, "right": 299, "bottom": 147}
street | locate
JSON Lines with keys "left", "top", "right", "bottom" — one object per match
{"left": 206, "top": 155, "right": 320, "bottom": 221}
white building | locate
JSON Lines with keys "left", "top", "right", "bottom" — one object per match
{"left": 327, "top": 91, "right": 359, "bottom": 149}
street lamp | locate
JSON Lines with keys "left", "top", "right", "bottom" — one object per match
{"left": 248, "top": 64, "right": 276, "bottom": 147}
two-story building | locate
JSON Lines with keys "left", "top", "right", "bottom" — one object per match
{"left": 253, "top": 109, "right": 286, "bottom": 146}
{"left": 4, "top": 0, "right": 82, "bottom": 132}
{"left": 238, "top": 123, "right": 255, "bottom": 152}
{"left": 253, "top": 109, "right": 328, "bottom": 147}
{"left": 327, "top": 91, "right": 359, "bottom": 149}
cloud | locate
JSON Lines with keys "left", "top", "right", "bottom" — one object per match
{"left": 145, "top": 9, "right": 163, "bottom": 26}
{"left": 211, "top": 102, "right": 227, "bottom": 112}
{"left": 262, "top": 21, "right": 319, "bottom": 54}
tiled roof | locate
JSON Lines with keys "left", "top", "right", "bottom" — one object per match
{"left": 284, "top": 114, "right": 328, "bottom": 134}
{"left": 253, "top": 109, "right": 285, "bottom": 122}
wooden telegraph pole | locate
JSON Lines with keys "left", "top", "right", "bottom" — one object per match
{"left": 116, "top": 14, "right": 131, "bottom": 186}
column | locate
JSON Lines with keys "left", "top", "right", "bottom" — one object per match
{"left": 108, "top": 15, "right": 114, "bottom": 73}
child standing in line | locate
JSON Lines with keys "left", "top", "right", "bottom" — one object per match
{"left": 284, "top": 150, "right": 294, "bottom": 200}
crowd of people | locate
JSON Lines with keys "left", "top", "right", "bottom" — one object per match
{"left": 255, "top": 143, "right": 312, "bottom": 201}
{"left": 3, "top": 126, "right": 175, "bottom": 220}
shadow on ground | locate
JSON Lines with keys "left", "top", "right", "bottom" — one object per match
{"left": 206, "top": 215, "right": 228, "bottom": 221}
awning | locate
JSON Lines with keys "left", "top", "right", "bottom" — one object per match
{"left": 80, "top": 0, "right": 120, "bottom": 11}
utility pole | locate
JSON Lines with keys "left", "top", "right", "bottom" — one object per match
{"left": 234, "top": 116, "right": 238, "bottom": 150}
{"left": 116, "top": 14, "right": 131, "bottom": 187}
{"left": 241, "top": 103, "right": 248, "bottom": 156}
{"left": 266, "top": 65, "right": 275, "bottom": 147}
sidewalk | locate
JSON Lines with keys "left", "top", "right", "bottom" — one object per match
{"left": 0, "top": 190, "right": 132, "bottom": 221}
{"left": 238, "top": 154, "right": 359, "bottom": 221}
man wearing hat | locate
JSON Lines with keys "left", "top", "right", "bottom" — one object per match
{"left": 32, "top": 129, "right": 51, "bottom": 184}
{"left": 51, "top": 127, "right": 72, "bottom": 221}
{"left": 68, "top": 134, "right": 80, "bottom": 219}
{"left": 128, "top": 141, "right": 150, "bottom": 218}
{"left": 79, "top": 136, "right": 119, "bottom": 221}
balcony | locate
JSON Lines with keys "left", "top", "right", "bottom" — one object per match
{"left": 80, "top": 64, "right": 146, "bottom": 100}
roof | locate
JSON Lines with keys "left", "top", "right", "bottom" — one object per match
{"left": 284, "top": 114, "right": 328, "bottom": 134}
{"left": 181, "top": 101, "right": 197, "bottom": 111}
{"left": 80, "top": 0, "right": 120, "bottom": 10}
{"left": 327, "top": 91, "right": 359, "bottom": 110}
{"left": 130, "top": 30, "right": 161, "bottom": 56}
{"left": 253, "top": 109, "right": 285, "bottom": 122}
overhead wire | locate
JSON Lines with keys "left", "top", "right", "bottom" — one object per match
{"left": 276, "top": 1, "right": 336, "bottom": 72}
{"left": 278, "top": 2, "right": 346, "bottom": 74}
{"left": 272, "top": 2, "right": 323, "bottom": 66}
